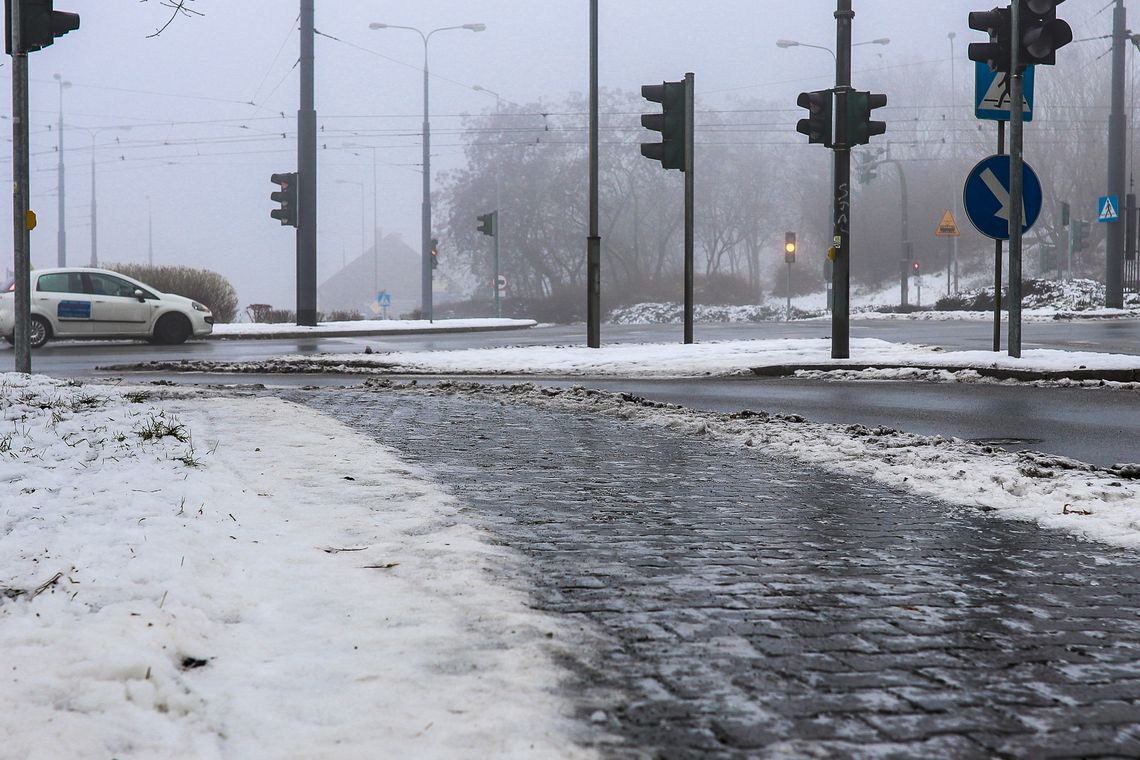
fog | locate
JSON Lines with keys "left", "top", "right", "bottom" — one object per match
{"left": 0, "top": 1, "right": 1111, "bottom": 314}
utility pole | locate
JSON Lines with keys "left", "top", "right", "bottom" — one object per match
{"left": 586, "top": 0, "right": 601, "bottom": 347}
{"left": 297, "top": 0, "right": 318, "bottom": 326}
{"left": 832, "top": 0, "right": 853, "bottom": 359}
{"left": 1106, "top": 0, "right": 1127, "bottom": 308}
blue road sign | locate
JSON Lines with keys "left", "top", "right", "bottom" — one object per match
{"left": 963, "top": 155, "right": 1043, "bottom": 241}
{"left": 1098, "top": 195, "right": 1120, "bottom": 223}
{"left": 975, "top": 63, "right": 1035, "bottom": 122}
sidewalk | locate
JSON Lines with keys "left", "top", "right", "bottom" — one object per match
{"left": 0, "top": 373, "right": 589, "bottom": 760}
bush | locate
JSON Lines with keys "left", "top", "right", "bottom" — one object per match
{"left": 104, "top": 263, "right": 239, "bottom": 323}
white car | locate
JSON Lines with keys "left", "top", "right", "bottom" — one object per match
{"left": 1, "top": 267, "right": 214, "bottom": 348}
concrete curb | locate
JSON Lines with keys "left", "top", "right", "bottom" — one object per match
{"left": 206, "top": 321, "right": 537, "bottom": 341}
{"left": 750, "top": 364, "right": 1140, "bottom": 383}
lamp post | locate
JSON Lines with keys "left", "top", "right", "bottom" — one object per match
{"left": 335, "top": 178, "right": 367, "bottom": 276}
{"left": 369, "top": 21, "right": 485, "bottom": 321}
{"left": 345, "top": 142, "right": 382, "bottom": 295}
{"left": 53, "top": 73, "right": 71, "bottom": 267}
{"left": 84, "top": 126, "right": 130, "bottom": 268}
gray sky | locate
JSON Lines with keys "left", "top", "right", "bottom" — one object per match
{"left": 1, "top": 1, "right": 1110, "bottom": 310}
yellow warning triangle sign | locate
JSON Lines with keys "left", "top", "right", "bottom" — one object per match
{"left": 935, "top": 209, "right": 960, "bottom": 237}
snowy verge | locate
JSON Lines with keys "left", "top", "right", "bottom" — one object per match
{"left": 211, "top": 317, "right": 536, "bottom": 338}
{"left": 0, "top": 374, "right": 592, "bottom": 760}
{"left": 369, "top": 380, "right": 1140, "bottom": 551}
{"left": 121, "top": 337, "right": 1140, "bottom": 384}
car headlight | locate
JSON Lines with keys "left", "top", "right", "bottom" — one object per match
{"left": 191, "top": 301, "right": 210, "bottom": 313}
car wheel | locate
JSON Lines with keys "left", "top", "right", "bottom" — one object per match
{"left": 29, "top": 315, "right": 51, "bottom": 348}
{"left": 152, "top": 313, "right": 192, "bottom": 345}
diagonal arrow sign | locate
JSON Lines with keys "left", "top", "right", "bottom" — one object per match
{"left": 963, "top": 155, "right": 1043, "bottom": 241}
{"left": 980, "top": 168, "right": 1026, "bottom": 223}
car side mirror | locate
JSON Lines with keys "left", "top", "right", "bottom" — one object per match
{"left": 134, "top": 289, "right": 146, "bottom": 302}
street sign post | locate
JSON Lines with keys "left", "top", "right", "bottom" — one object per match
{"left": 963, "top": 155, "right": 1043, "bottom": 241}
{"left": 975, "top": 62, "right": 1035, "bottom": 122}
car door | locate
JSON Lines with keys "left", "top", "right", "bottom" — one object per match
{"left": 84, "top": 273, "right": 155, "bottom": 335}
{"left": 33, "top": 271, "right": 91, "bottom": 337}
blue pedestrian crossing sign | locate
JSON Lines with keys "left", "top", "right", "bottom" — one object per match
{"left": 1098, "top": 195, "right": 1120, "bottom": 223}
{"left": 962, "top": 155, "right": 1043, "bottom": 241}
{"left": 975, "top": 63, "right": 1034, "bottom": 122}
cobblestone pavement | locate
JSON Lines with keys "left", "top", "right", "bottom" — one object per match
{"left": 291, "top": 387, "right": 1140, "bottom": 759}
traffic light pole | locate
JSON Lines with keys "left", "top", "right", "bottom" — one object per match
{"left": 831, "top": 0, "right": 853, "bottom": 360}
{"left": 586, "top": 0, "right": 601, "bottom": 348}
{"left": 10, "top": 11, "right": 31, "bottom": 374}
{"left": 683, "top": 72, "right": 694, "bottom": 345}
{"left": 1008, "top": 0, "right": 1024, "bottom": 358}
{"left": 1106, "top": 0, "right": 1127, "bottom": 308}
{"left": 297, "top": 0, "right": 317, "bottom": 326}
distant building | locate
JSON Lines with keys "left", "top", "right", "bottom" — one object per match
{"left": 318, "top": 233, "right": 462, "bottom": 318}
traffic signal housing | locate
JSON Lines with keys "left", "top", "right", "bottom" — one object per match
{"left": 1017, "top": 0, "right": 1072, "bottom": 66}
{"left": 848, "top": 91, "right": 887, "bottom": 146}
{"left": 270, "top": 172, "right": 298, "bottom": 227}
{"left": 431, "top": 238, "right": 439, "bottom": 269}
{"left": 795, "top": 89, "right": 834, "bottom": 148}
{"left": 784, "top": 232, "right": 797, "bottom": 264}
{"left": 640, "top": 80, "right": 687, "bottom": 171}
{"left": 4, "top": 0, "right": 80, "bottom": 54}
{"left": 476, "top": 212, "right": 497, "bottom": 237}
{"left": 912, "top": 261, "right": 921, "bottom": 274}
{"left": 968, "top": 6, "right": 1012, "bottom": 72}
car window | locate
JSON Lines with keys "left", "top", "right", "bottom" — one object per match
{"left": 36, "top": 272, "right": 86, "bottom": 294}
{"left": 88, "top": 273, "right": 144, "bottom": 298}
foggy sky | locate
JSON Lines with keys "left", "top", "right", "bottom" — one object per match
{"left": 0, "top": 1, "right": 1108, "bottom": 311}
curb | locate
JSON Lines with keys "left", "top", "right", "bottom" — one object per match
{"left": 751, "top": 364, "right": 1140, "bottom": 383}
{"left": 206, "top": 321, "right": 537, "bottom": 341}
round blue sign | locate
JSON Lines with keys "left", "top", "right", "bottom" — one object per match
{"left": 962, "top": 155, "right": 1043, "bottom": 241}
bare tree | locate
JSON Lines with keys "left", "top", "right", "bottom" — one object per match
{"left": 142, "top": 0, "right": 204, "bottom": 38}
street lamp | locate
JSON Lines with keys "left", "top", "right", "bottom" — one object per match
{"left": 83, "top": 126, "right": 130, "bottom": 268}
{"left": 369, "top": 21, "right": 485, "bottom": 321}
{"left": 53, "top": 73, "right": 71, "bottom": 267}
{"left": 775, "top": 37, "right": 889, "bottom": 59}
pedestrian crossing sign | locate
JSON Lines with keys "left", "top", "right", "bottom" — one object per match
{"left": 935, "top": 209, "right": 961, "bottom": 237}
{"left": 1098, "top": 195, "right": 1120, "bottom": 223}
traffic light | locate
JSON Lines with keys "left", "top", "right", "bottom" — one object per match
{"left": 270, "top": 172, "right": 298, "bottom": 227}
{"left": 476, "top": 212, "right": 497, "bottom": 237}
{"left": 795, "top": 89, "right": 833, "bottom": 148}
{"left": 1073, "top": 219, "right": 1090, "bottom": 253}
{"left": 640, "top": 80, "right": 687, "bottom": 171}
{"left": 848, "top": 91, "right": 887, "bottom": 146}
{"left": 968, "top": 6, "right": 1012, "bottom": 72}
{"left": 4, "top": 0, "right": 80, "bottom": 54}
{"left": 912, "top": 261, "right": 921, "bottom": 274}
{"left": 1017, "top": 0, "right": 1072, "bottom": 66}
{"left": 431, "top": 238, "right": 439, "bottom": 269}
{"left": 784, "top": 232, "right": 797, "bottom": 264}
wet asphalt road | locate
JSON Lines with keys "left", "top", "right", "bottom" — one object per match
{"left": 292, "top": 386, "right": 1140, "bottom": 759}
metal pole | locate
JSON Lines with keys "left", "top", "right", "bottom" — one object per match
{"left": 421, "top": 39, "right": 433, "bottom": 321}
{"left": 56, "top": 78, "right": 66, "bottom": 267}
{"left": 11, "top": 17, "right": 32, "bottom": 374}
{"left": 1008, "top": 0, "right": 1024, "bottom": 358}
{"left": 832, "top": 0, "right": 853, "bottom": 359}
{"left": 494, "top": 211, "right": 501, "bottom": 318}
{"left": 786, "top": 261, "right": 792, "bottom": 321}
{"left": 994, "top": 120, "right": 1005, "bottom": 352}
{"left": 297, "top": 0, "right": 318, "bottom": 326}
{"left": 683, "top": 72, "right": 695, "bottom": 345}
{"left": 586, "top": 0, "right": 601, "bottom": 347}
{"left": 1106, "top": 0, "right": 1127, "bottom": 308}
{"left": 90, "top": 135, "right": 97, "bottom": 266}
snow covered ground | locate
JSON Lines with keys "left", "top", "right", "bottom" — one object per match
{"left": 4, "top": 326, "right": 1140, "bottom": 757}
{"left": 0, "top": 374, "right": 593, "bottom": 760}
{"left": 212, "top": 317, "right": 537, "bottom": 338}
